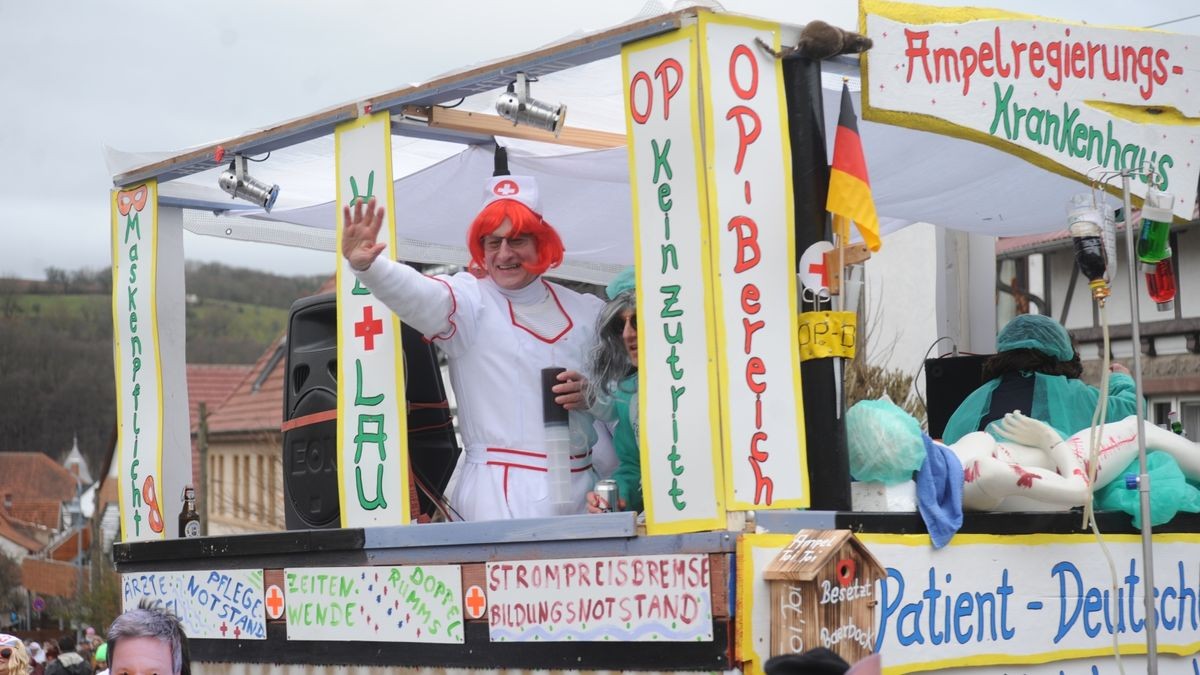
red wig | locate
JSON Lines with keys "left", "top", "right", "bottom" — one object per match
{"left": 466, "top": 199, "right": 564, "bottom": 276}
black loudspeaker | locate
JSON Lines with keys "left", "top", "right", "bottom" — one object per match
{"left": 283, "top": 293, "right": 460, "bottom": 530}
{"left": 924, "top": 354, "right": 991, "bottom": 440}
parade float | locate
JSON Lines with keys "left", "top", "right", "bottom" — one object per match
{"left": 108, "top": 2, "right": 1200, "bottom": 673}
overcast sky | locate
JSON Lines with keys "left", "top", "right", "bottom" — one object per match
{"left": 1, "top": 0, "right": 1195, "bottom": 280}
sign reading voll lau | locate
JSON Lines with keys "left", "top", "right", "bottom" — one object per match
{"left": 862, "top": 0, "right": 1200, "bottom": 220}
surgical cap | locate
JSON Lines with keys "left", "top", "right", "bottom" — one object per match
{"left": 996, "top": 314, "right": 1074, "bottom": 361}
{"left": 606, "top": 266, "right": 636, "bottom": 300}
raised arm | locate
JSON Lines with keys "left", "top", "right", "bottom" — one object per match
{"left": 342, "top": 197, "right": 455, "bottom": 338}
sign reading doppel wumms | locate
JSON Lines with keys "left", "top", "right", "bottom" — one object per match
{"left": 862, "top": 0, "right": 1200, "bottom": 218}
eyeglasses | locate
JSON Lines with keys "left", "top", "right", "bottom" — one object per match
{"left": 611, "top": 313, "right": 636, "bottom": 331}
{"left": 0, "top": 647, "right": 12, "bottom": 658}
{"left": 481, "top": 234, "right": 534, "bottom": 252}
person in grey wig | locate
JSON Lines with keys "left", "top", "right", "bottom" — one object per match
{"left": 585, "top": 267, "right": 643, "bottom": 513}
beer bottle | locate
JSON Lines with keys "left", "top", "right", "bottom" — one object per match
{"left": 179, "top": 485, "right": 201, "bottom": 538}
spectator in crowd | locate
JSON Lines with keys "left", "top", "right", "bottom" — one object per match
{"left": 106, "top": 602, "right": 190, "bottom": 675}
{"left": 90, "top": 645, "right": 106, "bottom": 675}
{"left": 40, "top": 642, "right": 57, "bottom": 673}
{"left": 44, "top": 636, "right": 89, "bottom": 675}
{"left": 25, "top": 642, "right": 45, "bottom": 675}
{"left": 1, "top": 635, "right": 33, "bottom": 675}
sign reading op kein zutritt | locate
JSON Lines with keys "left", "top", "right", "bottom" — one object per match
{"left": 622, "top": 22, "right": 727, "bottom": 535}
{"left": 335, "top": 111, "right": 411, "bottom": 527}
{"left": 112, "top": 182, "right": 167, "bottom": 541}
{"left": 862, "top": 0, "right": 1200, "bottom": 219}
{"left": 699, "top": 13, "right": 808, "bottom": 510}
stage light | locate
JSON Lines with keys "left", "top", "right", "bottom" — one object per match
{"left": 218, "top": 154, "right": 280, "bottom": 211}
{"left": 495, "top": 72, "right": 567, "bottom": 136}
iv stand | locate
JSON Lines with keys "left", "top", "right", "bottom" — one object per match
{"left": 1117, "top": 168, "right": 1157, "bottom": 674}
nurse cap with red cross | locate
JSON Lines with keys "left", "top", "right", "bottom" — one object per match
{"left": 481, "top": 175, "right": 541, "bottom": 216}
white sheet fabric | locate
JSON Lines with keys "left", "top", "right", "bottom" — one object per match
{"left": 113, "top": 41, "right": 1128, "bottom": 284}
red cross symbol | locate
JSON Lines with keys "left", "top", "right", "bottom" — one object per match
{"left": 808, "top": 261, "right": 827, "bottom": 286}
{"left": 355, "top": 305, "right": 384, "bottom": 351}
{"left": 464, "top": 585, "right": 487, "bottom": 619}
{"left": 265, "top": 585, "right": 284, "bottom": 619}
{"left": 219, "top": 621, "right": 228, "bottom": 637}
{"left": 493, "top": 179, "right": 519, "bottom": 197}
{"left": 233, "top": 626, "right": 241, "bottom": 639}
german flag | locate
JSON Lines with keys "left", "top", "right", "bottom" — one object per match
{"left": 827, "top": 82, "right": 880, "bottom": 252}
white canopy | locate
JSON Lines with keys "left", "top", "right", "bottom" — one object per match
{"left": 106, "top": 8, "right": 1123, "bottom": 284}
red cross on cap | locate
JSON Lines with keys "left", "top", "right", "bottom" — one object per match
{"left": 493, "top": 179, "right": 519, "bottom": 197}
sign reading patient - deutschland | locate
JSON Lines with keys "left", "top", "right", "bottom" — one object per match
{"left": 622, "top": 23, "right": 727, "bottom": 534}
{"left": 121, "top": 569, "right": 266, "bottom": 640}
{"left": 699, "top": 13, "right": 809, "bottom": 511}
{"left": 334, "top": 111, "right": 411, "bottom": 527}
{"left": 736, "top": 532, "right": 1200, "bottom": 675}
{"left": 862, "top": 0, "right": 1200, "bottom": 220}
{"left": 111, "top": 182, "right": 167, "bottom": 542}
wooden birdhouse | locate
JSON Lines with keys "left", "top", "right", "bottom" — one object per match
{"left": 762, "top": 529, "right": 884, "bottom": 665}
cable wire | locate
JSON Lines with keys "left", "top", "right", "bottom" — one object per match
{"left": 1082, "top": 302, "right": 1125, "bottom": 675}
{"left": 912, "top": 336, "right": 962, "bottom": 415}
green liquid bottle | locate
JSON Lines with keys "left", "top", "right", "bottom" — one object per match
{"left": 1136, "top": 188, "right": 1175, "bottom": 272}
{"left": 1169, "top": 411, "right": 1184, "bottom": 436}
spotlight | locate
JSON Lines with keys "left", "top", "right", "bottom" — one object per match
{"left": 495, "top": 72, "right": 567, "bottom": 137}
{"left": 218, "top": 154, "right": 280, "bottom": 211}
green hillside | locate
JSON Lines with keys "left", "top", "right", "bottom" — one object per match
{"left": 0, "top": 263, "right": 324, "bottom": 469}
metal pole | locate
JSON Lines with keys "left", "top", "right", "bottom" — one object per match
{"left": 1120, "top": 170, "right": 1157, "bottom": 673}
{"left": 781, "top": 55, "right": 851, "bottom": 509}
{"left": 198, "top": 401, "right": 209, "bottom": 536}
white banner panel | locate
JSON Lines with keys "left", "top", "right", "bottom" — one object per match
{"left": 335, "top": 112, "right": 411, "bottom": 527}
{"left": 284, "top": 564, "right": 464, "bottom": 643}
{"left": 486, "top": 554, "right": 713, "bottom": 642}
{"left": 622, "top": 25, "right": 726, "bottom": 534}
{"left": 700, "top": 14, "right": 807, "bottom": 510}
{"left": 122, "top": 570, "right": 266, "bottom": 640}
{"left": 737, "top": 532, "right": 1200, "bottom": 675}
{"left": 112, "top": 182, "right": 167, "bottom": 542}
{"left": 863, "top": 0, "right": 1200, "bottom": 219}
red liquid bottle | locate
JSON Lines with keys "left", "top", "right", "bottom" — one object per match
{"left": 1145, "top": 259, "right": 1176, "bottom": 312}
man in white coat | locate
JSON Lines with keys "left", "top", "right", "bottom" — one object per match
{"left": 341, "top": 175, "right": 612, "bottom": 521}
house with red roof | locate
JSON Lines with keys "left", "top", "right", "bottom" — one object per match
{"left": 203, "top": 336, "right": 289, "bottom": 534}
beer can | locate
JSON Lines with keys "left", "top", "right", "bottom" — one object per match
{"left": 595, "top": 479, "right": 620, "bottom": 513}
